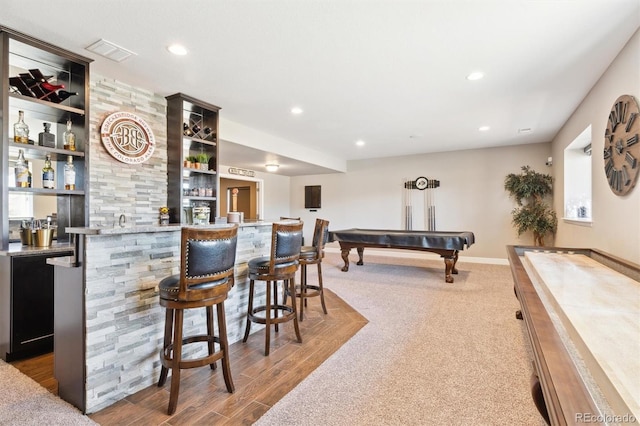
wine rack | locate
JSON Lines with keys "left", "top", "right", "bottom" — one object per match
{"left": 0, "top": 26, "right": 91, "bottom": 249}
{"left": 166, "top": 93, "right": 220, "bottom": 224}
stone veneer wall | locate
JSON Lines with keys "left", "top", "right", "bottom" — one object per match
{"left": 84, "top": 224, "right": 272, "bottom": 413}
{"left": 85, "top": 77, "right": 276, "bottom": 412}
{"left": 89, "top": 75, "right": 168, "bottom": 226}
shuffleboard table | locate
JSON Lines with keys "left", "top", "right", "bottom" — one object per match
{"left": 328, "top": 228, "right": 475, "bottom": 283}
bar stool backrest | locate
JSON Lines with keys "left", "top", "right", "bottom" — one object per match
{"left": 179, "top": 225, "right": 238, "bottom": 300}
{"left": 311, "top": 219, "right": 330, "bottom": 252}
{"left": 269, "top": 221, "right": 304, "bottom": 274}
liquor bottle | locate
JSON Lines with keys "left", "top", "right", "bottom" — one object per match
{"left": 64, "top": 156, "right": 76, "bottom": 190}
{"left": 13, "top": 110, "right": 29, "bottom": 143}
{"left": 38, "top": 122, "right": 56, "bottom": 147}
{"left": 63, "top": 119, "right": 76, "bottom": 151}
{"left": 14, "top": 149, "right": 30, "bottom": 187}
{"left": 57, "top": 90, "right": 78, "bottom": 102}
{"left": 42, "top": 154, "right": 55, "bottom": 189}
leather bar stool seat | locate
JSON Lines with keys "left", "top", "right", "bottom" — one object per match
{"left": 243, "top": 221, "right": 304, "bottom": 356}
{"left": 157, "top": 225, "right": 238, "bottom": 415}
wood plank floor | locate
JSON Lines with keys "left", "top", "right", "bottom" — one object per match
{"left": 11, "top": 288, "right": 367, "bottom": 425}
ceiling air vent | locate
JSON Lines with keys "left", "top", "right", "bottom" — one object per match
{"left": 85, "top": 39, "right": 136, "bottom": 62}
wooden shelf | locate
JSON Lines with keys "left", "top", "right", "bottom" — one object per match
{"left": 167, "top": 93, "right": 220, "bottom": 224}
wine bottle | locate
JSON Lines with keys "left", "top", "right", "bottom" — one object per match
{"left": 57, "top": 90, "right": 78, "bottom": 102}
{"left": 38, "top": 122, "right": 56, "bottom": 148}
{"left": 64, "top": 156, "right": 76, "bottom": 190}
{"left": 28, "top": 69, "right": 54, "bottom": 82}
{"left": 14, "top": 149, "right": 30, "bottom": 187}
{"left": 183, "top": 123, "right": 193, "bottom": 136}
{"left": 9, "top": 77, "right": 35, "bottom": 97}
{"left": 46, "top": 92, "right": 62, "bottom": 103}
{"left": 42, "top": 154, "right": 55, "bottom": 189}
{"left": 19, "top": 73, "right": 40, "bottom": 86}
{"left": 19, "top": 73, "right": 48, "bottom": 98}
{"left": 63, "top": 119, "right": 76, "bottom": 151}
{"left": 13, "top": 110, "right": 29, "bottom": 143}
{"left": 41, "top": 81, "right": 65, "bottom": 92}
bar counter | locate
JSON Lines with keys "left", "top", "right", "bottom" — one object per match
{"left": 52, "top": 221, "right": 274, "bottom": 413}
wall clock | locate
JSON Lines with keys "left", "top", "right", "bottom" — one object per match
{"left": 415, "top": 176, "right": 429, "bottom": 190}
{"left": 604, "top": 94, "right": 640, "bottom": 196}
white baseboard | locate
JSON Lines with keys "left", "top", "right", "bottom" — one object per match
{"left": 324, "top": 246, "right": 509, "bottom": 265}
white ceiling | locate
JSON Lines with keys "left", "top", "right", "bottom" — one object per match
{"left": 2, "top": 1, "right": 639, "bottom": 176}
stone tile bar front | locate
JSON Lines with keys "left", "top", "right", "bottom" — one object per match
{"left": 50, "top": 222, "right": 273, "bottom": 413}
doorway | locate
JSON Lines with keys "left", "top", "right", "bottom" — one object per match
{"left": 219, "top": 175, "right": 263, "bottom": 220}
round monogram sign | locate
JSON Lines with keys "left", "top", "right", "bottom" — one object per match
{"left": 100, "top": 111, "right": 156, "bottom": 164}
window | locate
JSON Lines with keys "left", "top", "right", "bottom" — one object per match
{"left": 564, "top": 126, "right": 592, "bottom": 222}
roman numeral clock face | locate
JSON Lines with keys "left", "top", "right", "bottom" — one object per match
{"left": 604, "top": 94, "right": 640, "bottom": 196}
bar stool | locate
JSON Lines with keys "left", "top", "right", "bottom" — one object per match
{"left": 294, "top": 218, "right": 330, "bottom": 321}
{"left": 157, "top": 225, "right": 238, "bottom": 415}
{"left": 243, "top": 221, "right": 304, "bottom": 356}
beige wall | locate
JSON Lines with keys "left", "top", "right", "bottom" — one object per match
{"left": 551, "top": 28, "right": 640, "bottom": 264}
{"left": 218, "top": 30, "right": 640, "bottom": 263}
{"left": 289, "top": 143, "right": 552, "bottom": 259}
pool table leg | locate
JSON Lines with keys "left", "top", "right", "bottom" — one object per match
{"left": 356, "top": 247, "right": 364, "bottom": 265}
{"left": 443, "top": 251, "right": 459, "bottom": 283}
{"left": 340, "top": 248, "right": 351, "bottom": 271}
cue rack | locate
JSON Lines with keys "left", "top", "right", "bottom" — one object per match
{"left": 402, "top": 177, "right": 440, "bottom": 231}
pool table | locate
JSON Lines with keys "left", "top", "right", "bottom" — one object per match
{"left": 328, "top": 228, "right": 475, "bottom": 283}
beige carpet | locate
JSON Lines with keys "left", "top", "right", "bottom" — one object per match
{"left": 256, "top": 252, "right": 547, "bottom": 426}
{"left": 0, "top": 359, "right": 95, "bottom": 425}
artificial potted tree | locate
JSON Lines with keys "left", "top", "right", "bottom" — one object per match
{"left": 504, "top": 165, "right": 557, "bottom": 246}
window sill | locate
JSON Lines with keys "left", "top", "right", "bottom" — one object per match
{"left": 563, "top": 217, "right": 593, "bottom": 227}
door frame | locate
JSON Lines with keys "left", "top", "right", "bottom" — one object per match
{"left": 219, "top": 173, "right": 264, "bottom": 221}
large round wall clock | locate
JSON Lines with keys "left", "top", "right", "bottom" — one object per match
{"left": 100, "top": 111, "right": 156, "bottom": 164}
{"left": 604, "top": 94, "right": 640, "bottom": 196}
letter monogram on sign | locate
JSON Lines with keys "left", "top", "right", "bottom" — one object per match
{"left": 100, "top": 111, "right": 156, "bottom": 164}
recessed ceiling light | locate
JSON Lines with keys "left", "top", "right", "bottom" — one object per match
{"left": 466, "top": 71, "right": 485, "bottom": 81}
{"left": 518, "top": 128, "right": 533, "bottom": 134}
{"left": 478, "top": 126, "right": 490, "bottom": 132}
{"left": 291, "top": 107, "right": 303, "bottom": 115}
{"left": 355, "top": 140, "right": 365, "bottom": 147}
{"left": 167, "top": 44, "right": 188, "bottom": 56}
{"left": 265, "top": 164, "right": 279, "bottom": 172}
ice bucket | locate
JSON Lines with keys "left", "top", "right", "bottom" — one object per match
{"left": 35, "top": 228, "right": 54, "bottom": 247}
{"left": 19, "top": 228, "right": 35, "bottom": 246}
